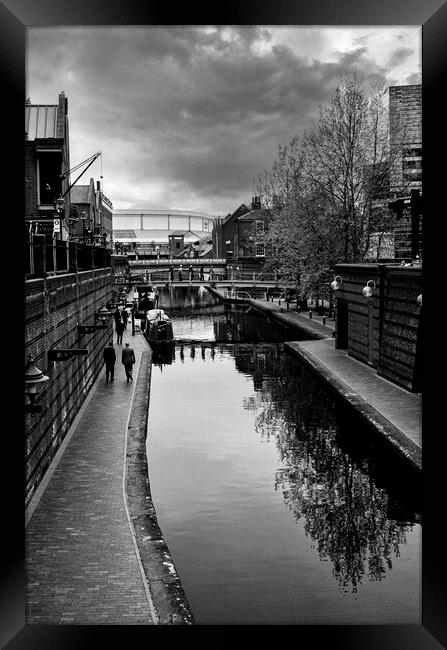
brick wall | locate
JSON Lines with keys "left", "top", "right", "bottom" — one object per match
{"left": 389, "top": 84, "right": 422, "bottom": 195}
{"left": 25, "top": 268, "right": 114, "bottom": 507}
{"left": 25, "top": 142, "right": 38, "bottom": 219}
{"left": 377, "top": 267, "right": 422, "bottom": 391}
{"left": 334, "top": 264, "right": 381, "bottom": 367}
{"left": 334, "top": 263, "right": 422, "bottom": 391}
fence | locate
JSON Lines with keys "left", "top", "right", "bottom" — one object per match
{"left": 25, "top": 234, "right": 111, "bottom": 278}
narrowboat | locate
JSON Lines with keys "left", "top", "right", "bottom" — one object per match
{"left": 144, "top": 308, "right": 174, "bottom": 345}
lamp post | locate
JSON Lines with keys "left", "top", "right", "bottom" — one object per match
{"left": 53, "top": 196, "right": 66, "bottom": 240}
{"left": 25, "top": 355, "right": 49, "bottom": 413}
{"left": 80, "top": 210, "right": 89, "bottom": 244}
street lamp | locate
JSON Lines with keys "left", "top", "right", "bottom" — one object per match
{"left": 330, "top": 275, "right": 343, "bottom": 291}
{"left": 362, "top": 280, "right": 376, "bottom": 298}
{"left": 80, "top": 210, "right": 89, "bottom": 243}
{"left": 25, "top": 354, "right": 49, "bottom": 413}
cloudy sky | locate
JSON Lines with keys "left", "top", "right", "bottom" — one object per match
{"left": 26, "top": 26, "right": 421, "bottom": 216}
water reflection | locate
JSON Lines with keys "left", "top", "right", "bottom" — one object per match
{"left": 148, "top": 299, "right": 421, "bottom": 598}
{"left": 239, "top": 348, "right": 421, "bottom": 594}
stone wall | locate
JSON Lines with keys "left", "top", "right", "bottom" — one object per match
{"left": 25, "top": 268, "right": 114, "bottom": 507}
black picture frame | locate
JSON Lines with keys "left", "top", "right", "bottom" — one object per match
{"left": 3, "top": 0, "right": 446, "bottom": 648}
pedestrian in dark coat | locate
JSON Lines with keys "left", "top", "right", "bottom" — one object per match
{"left": 122, "top": 342, "right": 136, "bottom": 381}
{"left": 103, "top": 342, "right": 116, "bottom": 382}
{"left": 189, "top": 264, "right": 194, "bottom": 281}
{"left": 178, "top": 266, "right": 183, "bottom": 282}
{"left": 200, "top": 265, "right": 204, "bottom": 281}
{"left": 116, "top": 320, "right": 125, "bottom": 345}
{"left": 169, "top": 266, "right": 174, "bottom": 281}
{"left": 113, "top": 308, "right": 121, "bottom": 327}
{"left": 121, "top": 308, "right": 129, "bottom": 328}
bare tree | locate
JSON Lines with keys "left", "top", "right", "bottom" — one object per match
{"left": 255, "top": 76, "right": 408, "bottom": 297}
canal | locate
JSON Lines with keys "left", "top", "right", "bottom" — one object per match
{"left": 146, "top": 287, "right": 421, "bottom": 625}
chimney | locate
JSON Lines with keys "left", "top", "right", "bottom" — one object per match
{"left": 252, "top": 195, "right": 261, "bottom": 210}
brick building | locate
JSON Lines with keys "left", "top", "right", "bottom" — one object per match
{"left": 389, "top": 84, "right": 422, "bottom": 260}
{"left": 70, "top": 178, "right": 113, "bottom": 249}
{"left": 25, "top": 92, "right": 71, "bottom": 239}
{"left": 212, "top": 197, "right": 271, "bottom": 272}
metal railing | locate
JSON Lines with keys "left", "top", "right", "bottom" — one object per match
{"left": 25, "top": 234, "right": 111, "bottom": 278}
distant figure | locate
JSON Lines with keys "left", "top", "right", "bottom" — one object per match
{"left": 169, "top": 266, "right": 174, "bottom": 281}
{"left": 113, "top": 308, "right": 121, "bottom": 327}
{"left": 178, "top": 266, "right": 183, "bottom": 282}
{"left": 209, "top": 268, "right": 214, "bottom": 280}
{"left": 122, "top": 342, "right": 136, "bottom": 382}
{"left": 103, "top": 342, "right": 116, "bottom": 382}
{"left": 116, "top": 319, "right": 125, "bottom": 345}
{"left": 121, "top": 308, "right": 129, "bottom": 328}
{"left": 189, "top": 264, "right": 194, "bottom": 281}
{"left": 200, "top": 266, "right": 204, "bottom": 281}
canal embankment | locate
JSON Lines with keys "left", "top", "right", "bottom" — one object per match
{"left": 208, "top": 287, "right": 422, "bottom": 472}
{"left": 126, "top": 340, "right": 195, "bottom": 624}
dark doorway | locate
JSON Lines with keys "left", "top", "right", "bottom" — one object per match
{"left": 335, "top": 299, "right": 348, "bottom": 349}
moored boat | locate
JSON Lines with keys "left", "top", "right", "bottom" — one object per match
{"left": 144, "top": 308, "right": 174, "bottom": 345}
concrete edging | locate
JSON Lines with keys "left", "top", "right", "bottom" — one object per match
{"left": 125, "top": 336, "right": 195, "bottom": 624}
{"left": 285, "top": 341, "right": 422, "bottom": 472}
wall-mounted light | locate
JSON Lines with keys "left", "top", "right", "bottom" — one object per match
{"left": 48, "top": 349, "right": 88, "bottom": 363}
{"left": 78, "top": 306, "right": 112, "bottom": 334}
{"left": 25, "top": 355, "right": 49, "bottom": 413}
{"left": 95, "top": 305, "right": 112, "bottom": 322}
{"left": 417, "top": 294, "right": 422, "bottom": 306}
{"left": 362, "top": 280, "right": 376, "bottom": 298}
{"left": 330, "top": 275, "right": 343, "bottom": 291}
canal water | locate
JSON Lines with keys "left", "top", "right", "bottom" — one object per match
{"left": 146, "top": 287, "right": 422, "bottom": 625}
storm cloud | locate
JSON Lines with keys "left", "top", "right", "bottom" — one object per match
{"left": 26, "top": 26, "right": 421, "bottom": 215}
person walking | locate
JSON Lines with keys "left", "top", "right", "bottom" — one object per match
{"left": 113, "top": 307, "right": 121, "bottom": 328}
{"left": 116, "top": 319, "right": 125, "bottom": 345}
{"left": 121, "top": 308, "right": 129, "bottom": 328}
{"left": 189, "top": 264, "right": 194, "bottom": 281}
{"left": 122, "top": 342, "right": 136, "bottom": 382}
{"left": 103, "top": 342, "right": 116, "bottom": 382}
{"left": 178, "top": 266, "right": 183, "bottom": 282}
{"left": 200, "top": 265, "right": 204, "bottom": 281}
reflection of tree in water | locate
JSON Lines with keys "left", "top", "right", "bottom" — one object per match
{"left": 242, "top": 350, "right": 415, "bottom": 593}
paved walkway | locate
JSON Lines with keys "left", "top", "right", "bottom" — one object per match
{"left": 286, "top": 338, "right": 422, "bottom": 470}
{"left": 25, "top": 326, "right": 157, "bottom": 625}
{"left": 234, "top": 293, "right": 421, "bottom": 470}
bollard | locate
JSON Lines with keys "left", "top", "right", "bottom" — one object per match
{"left": 309, "top": 310, "right": 312, "bottom": 319}
{"left": 322, "top": 316, "right": 326, "bottom": 325}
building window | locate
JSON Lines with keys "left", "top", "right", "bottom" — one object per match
{"left": 255, "top": 220, "right": 264, "bottom": 235}
{"left": 255, "top": 243, "right": 265, "bottom": 257}
{"left": 37, "top": 152, "right": 62, "bottom": 205}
